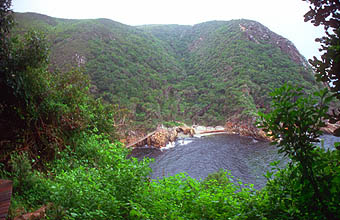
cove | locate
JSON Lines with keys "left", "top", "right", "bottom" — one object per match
{"left": 129, "top": 134, "right": 340, "bottom": 189}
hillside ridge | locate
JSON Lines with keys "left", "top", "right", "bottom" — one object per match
{"left": 13, "top": 12, "right": 318, "bottom": 129}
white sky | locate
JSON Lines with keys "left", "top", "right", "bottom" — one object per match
{"left": 12, "top": 0, "right": 325, "bottom": 60}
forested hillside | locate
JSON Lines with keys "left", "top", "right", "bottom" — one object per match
{"left": 141, "top": 20, "right": 318, "bottom": 124}
{"left": 2, "top": 1, "right": 339, "bottom": 218}
{"left": 13, "top": 13, "right": 319, "bottom": 128}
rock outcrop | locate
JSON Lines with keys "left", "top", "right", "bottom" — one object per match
{"left": 223, "top": 119, "right": 339, "bottom": 142}
{"left": 127, "top": 125, "right": 196, "bottom": 148}
{"left": 224, "top": 119, "right": 271, "bottom": 141}
{"left": 239, "top": 21, "right": 308, "bottom": 67}
{"left": 147, "top": 128, "right": 177, "bottom": 148}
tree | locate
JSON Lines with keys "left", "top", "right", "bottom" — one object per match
{"left": 0, "top": 0, "right": 13, "bottom": 45}
{"left": 303, "top": 0, "right": 340, "bottom": 97}
{"left": 303, "top": 0, "right": 340, "bottom": 135}
{"left": 0, "top": 0, "right": 13, "bottom": 90}
{"left": 258, "top": 84, "right": 338, "bottom": 219}
{"left": 257, "top": 3, "right": 340, "bottom": 218}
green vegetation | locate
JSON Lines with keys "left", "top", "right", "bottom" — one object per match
{"left": 137, "top": 20, "right": 318, "bottom": 124}
{"left": 1, "top": 0, "right": 339, "bottom": 219}
{"left": 13, "top": 13, "right": 319, "bottom": 128}
{"left": 13, "top": 13, "right": 185, "bottom": 129}
{"left": 304, "top": 0, "right": 340, "bottom": 98}
{"left": 303, "top": 0, "right": 340, "bottom": 134}
{"left": 258, "top": 85, "right": 339, "bottom": 219}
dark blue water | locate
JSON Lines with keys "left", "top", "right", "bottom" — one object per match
{"left": 130, "top": 134, "right": 340, "bottom": 189}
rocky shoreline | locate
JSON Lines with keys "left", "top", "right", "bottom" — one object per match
{"left": 123, "top": 119, "right": 340, "bottom": 149}
{"left": 124, "top": 121, "right": 271, "bottom": 148}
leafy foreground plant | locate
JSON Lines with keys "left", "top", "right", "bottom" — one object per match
{"left": 130, "top": 170, "right": 256, "bottom": 220}
{"left": 43, "top": 132, "right": 151, "bottom": 219}
{"left": 257, "top": 84, "right": 340, "bottom": 219}
{"left": 8, "top": 134, "right": 257, "bottom": 220}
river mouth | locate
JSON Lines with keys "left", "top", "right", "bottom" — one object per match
{"left": 129, "top": 134, "right": 340, "bottom": 189}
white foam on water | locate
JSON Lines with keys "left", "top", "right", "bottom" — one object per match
{"left": 178, "top": 139, "right": 193, "bottom": 145}
{"left": 252, "top": 139, "right": 258, "bottom": 143}
{"left": 133, "top": 138, "right": 195, "bottom": 151}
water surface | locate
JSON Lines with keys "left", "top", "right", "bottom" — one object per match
{"left": 130, "top": 134, "right": 340, "bottom": 189}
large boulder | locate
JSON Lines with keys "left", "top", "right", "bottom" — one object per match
{"left": 225, "top": 119, "right": 271, "bottom": 141}
{"left": 147, "top": 128, "right": 178, "bottom": 148}
{"left": 168, "top": 128, "right": 178, "bottom": 142}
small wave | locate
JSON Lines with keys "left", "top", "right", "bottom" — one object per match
{"left": 161, "top": 139, "right": 194, "bottom": 151}
{"left": 133, "top": 138, "right": 194, "bottom": 151}
{"left": 178, "top": 139, "right": 193, "bottom": 146}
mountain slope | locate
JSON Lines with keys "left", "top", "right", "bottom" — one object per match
{"left": 141, "top": 20, "right": 317, "bottom": 124}
{"left": 14, "top": 13, "right": 187, "bottom": 127}
{"left": 13, "top": 13, "right": 319, "bottom": 127}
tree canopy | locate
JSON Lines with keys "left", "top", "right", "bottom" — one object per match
{"left": 303, "top": 0, "right": 340, "bottom": 98}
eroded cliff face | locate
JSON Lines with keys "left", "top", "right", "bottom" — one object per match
{"left": 239, "top": 21, "right": 309, "bottom": 67}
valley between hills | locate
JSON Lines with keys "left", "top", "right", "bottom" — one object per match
{"left": 2, "top": 1, "right": 340, "bottom": 217}
{"left": 12, "top": 12, "right": 323, "bottom": 145}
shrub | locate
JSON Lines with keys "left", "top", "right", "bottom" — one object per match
{"left": 258, "top": 84, "right": 340, "bottom": 219}
{"left": 47, "top": 132, "right": 151, "bottom": 219}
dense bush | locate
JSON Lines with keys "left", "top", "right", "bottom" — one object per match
{"left": 258, "top": 84, "right": 340, "bottom": 219}
{"left": 1, "top": 1, "right": 339, "bottom": 220}
{"left": 44, "top": 132, "right": 151, "bottom": 219}
{"left": 129, "top": 171, "right": 255, "bottom": 220}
